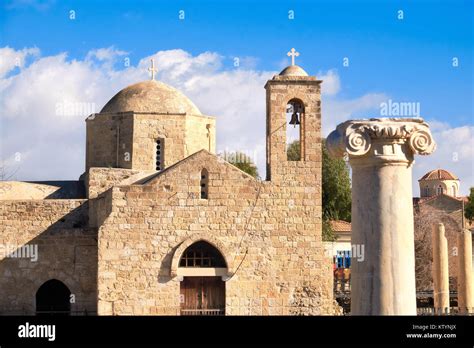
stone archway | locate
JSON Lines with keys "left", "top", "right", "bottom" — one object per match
{"left": 35, "top": 279, "right": 71, "bottom": 315}
{"left": 170, "top": 234, "right": 234, "bottom": 278}
{"left": 172, "top": 238, "right": 230, "bottom": 316}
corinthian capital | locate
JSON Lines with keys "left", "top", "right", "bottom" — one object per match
{"left": 327, "top": 118, "right": 436, "bottom": 165}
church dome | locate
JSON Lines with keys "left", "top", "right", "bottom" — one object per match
{"left": 100, "top": 80, "right": 201, "bottom": 115}
{"left": 279, "top": 65, "right": 308, "bottom": 77}
{"left": 419, "top": 169, "right": 458, "bottom": 181}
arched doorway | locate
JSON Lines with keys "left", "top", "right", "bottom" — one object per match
{"left": 36, "top": 279, "right": 71, "bottom": 315}
{"left": 178, "top": 241, "right": 227, "bottom": 315}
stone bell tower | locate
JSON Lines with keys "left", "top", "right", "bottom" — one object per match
{"left": 264, "top": 48, "right": 322, "bottom": 183}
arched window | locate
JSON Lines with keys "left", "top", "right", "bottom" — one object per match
{"left": 451, "top": 185, "right": 457, "bottom": 197}
{"left": 179, "top": 241, "right": 226, "bottom": 268}
{"left": 424, "top": 186, "right": 430, "bottom": 197}
{"left": 36, "top": 279, "right": 71, "bottom": 315}
{"left": 156, "top": 138, "right": 164, "bottom": 171}
{"left": 437, "top": 185, "right": 444, "bottom": 195}
{"left": 286, "top": 99, "right": 304, "bottom": 161}
{"left": 200, "top": 169, "right": 209, "bottom": 199}
{"left": 178, "top": 241, "right": 227, "bottom": 315}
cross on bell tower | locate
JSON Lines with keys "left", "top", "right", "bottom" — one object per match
{"left": 287, "top": 48, "right": 300, "bottom": 66}
{"left": 148, "top": 58, "right": 158, "bottom": 80}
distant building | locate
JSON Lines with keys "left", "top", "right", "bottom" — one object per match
{"left": 414, "top": 168, "right": 474, "bottom": 308}
{"left": 418, "top": 168, "right": 460, "bottom": 198}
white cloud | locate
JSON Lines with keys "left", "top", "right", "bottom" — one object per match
{"left": 318, "top": 69, "right": 340, "bottom": 96}
{"left": 2, "top": 46, "right": 470, "bottom": 193}
{"left": 4, "top": 0, "right": 55, "bottom": 11}
{"left": 0, "top": 46, "right": 39, "bottom": 78}
{"left": 322, "top": 93, "right": 389, "bottom": 136}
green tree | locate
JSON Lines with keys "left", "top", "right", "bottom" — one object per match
{"left": 465, "top": 187, "right": 474, "bottom": 224}
{"left": 287, "top": 140, "right": 301, "bottom": 161}
{"left": 321, "top": 139, "right": 351, "bottom": 222}
{"left": 225, "top": 151, "right": 259, "bottom": 178}
{"left": 287, "top": 140, "right": 352, "bottom": 241}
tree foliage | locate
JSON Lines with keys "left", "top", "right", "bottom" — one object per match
{"left": 287, "top": 140, "right": 352, "bottom": 241}
{"left": 286, "top": 140, "right": 301, "bottom": 161}
{"left": 225, "top": 152, "right": 259, "bottom": 179}
{"left": 465, "top": 187, "right": 474, "bottom": 224}
{"left": 321, "top": 139, "right": 351, "bottom": 222}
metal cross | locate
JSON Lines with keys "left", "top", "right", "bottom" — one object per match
{"left": 287, "top": 48, "right": 300, "bottom": 66}
{"left": 148, "top": 58, "right": 158, "bottom": 80}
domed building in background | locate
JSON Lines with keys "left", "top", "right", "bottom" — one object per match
{"left": 418, "top": 168, "right": 460, "bottom": 198}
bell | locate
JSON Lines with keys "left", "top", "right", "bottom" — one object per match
{"left": 289, "top": 112, "right": 300, "bottom": 127}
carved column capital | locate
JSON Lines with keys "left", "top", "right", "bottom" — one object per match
{"left": 327, "top": 118, "right": 436, "bottom": 166}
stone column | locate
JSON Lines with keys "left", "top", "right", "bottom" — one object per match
{"left": 327, "top": 118, "right": 436, "bottom": 315}
{"left": 432, "top": 223, "right": 450, "bottom": 314}
{"left": 457, "top": 229, "right": 474, "bottom": 314}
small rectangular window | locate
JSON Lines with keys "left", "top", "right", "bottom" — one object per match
{"left": 156, "top": 138, "right": 164, "bottom": 171}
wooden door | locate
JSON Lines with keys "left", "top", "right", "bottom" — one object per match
{"left": 180, "top": 277, "right": 225, "bottom": 315}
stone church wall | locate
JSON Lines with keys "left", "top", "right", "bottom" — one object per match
{"left": 184, "top": 114, "right": 216, "bottom": 155}
{"left": 86, "top": 167, "right": 143, "bottom": 227}
{"left": 131, "top": 114, "right": 187, "bottom": 171}
{"left": 0, "top": 199, "right": 97, "bottom": 314}
{"left": 96, "top": 151, "right": 334, "bottom": 315}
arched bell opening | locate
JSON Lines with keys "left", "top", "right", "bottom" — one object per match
{"left": 286, "top": 98, "right": 305, "bottom": 161}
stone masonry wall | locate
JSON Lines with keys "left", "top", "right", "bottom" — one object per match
{"left": 86, "top": 167, "right": 142, "bottom": 228}
{"left": 185, "top": 114, "right": 216, "bottom": 155}
{"left": 0, "top": 199, "right": 97, "bottom": 314}
{"left": 96, "top": 150, "right": 333, "bottom": 315}
{"left": 132, "top": 114, "right": 186, "bottom": 171}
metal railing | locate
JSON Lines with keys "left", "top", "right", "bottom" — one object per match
{"left": 417, "top": 307, "right": 474, "bottom": 316}
{"left": 180, "top": 309, "right": 224, "bottom": 316}
{"left": 334, "top": 278, "right": 351, "bottom": 294}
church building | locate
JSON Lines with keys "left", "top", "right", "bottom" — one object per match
{"left": 0, "top": 52, "right": 336, "bottom": 315}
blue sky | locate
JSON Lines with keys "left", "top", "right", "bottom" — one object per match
{"left": 0, "top": 0, "right": 473, "bottom": 193}
{"left": 2, "top": 0, "right": 472, "bottom": 125}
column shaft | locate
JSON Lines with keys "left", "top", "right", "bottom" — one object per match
{"left": 458, "top": 230, "right": 474, "bottom": 314}
{"left": 432, "top": 223, "right": 450, "bottom": 314}
{"left": 351, "top": 164, "right": 417, "bottom": 315}
{"left": 327, "top": 118, "right": 436, "bottom": 316}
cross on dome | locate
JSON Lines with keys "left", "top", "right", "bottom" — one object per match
{"left": 148, "top": 58, "right": 158, "bottom": 80}
{"left": 287, "top": 48, "right": 300, "bottom": 66}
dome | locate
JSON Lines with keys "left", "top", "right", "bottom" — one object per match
{"left": 100, "top": 80, "right": 201, "bottom": 115}
{"left": 279, "top": 65, "right": 308, "bottom": 77}
{"left": 419, "top": 169, "right": 458, "bottom": 181}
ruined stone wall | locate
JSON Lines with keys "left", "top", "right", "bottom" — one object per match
{"left": 414, "top": 202, "right": 463, "bottom": 292}
{"left": 0, "top": 199, "right": 97, "bottom": 314}
{"left": 96, "top": 150, "right": 333, "bottom": 315}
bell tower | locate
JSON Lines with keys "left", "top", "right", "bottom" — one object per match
{"left": 264, "top": 49, "right": 322, "bottom": 182}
